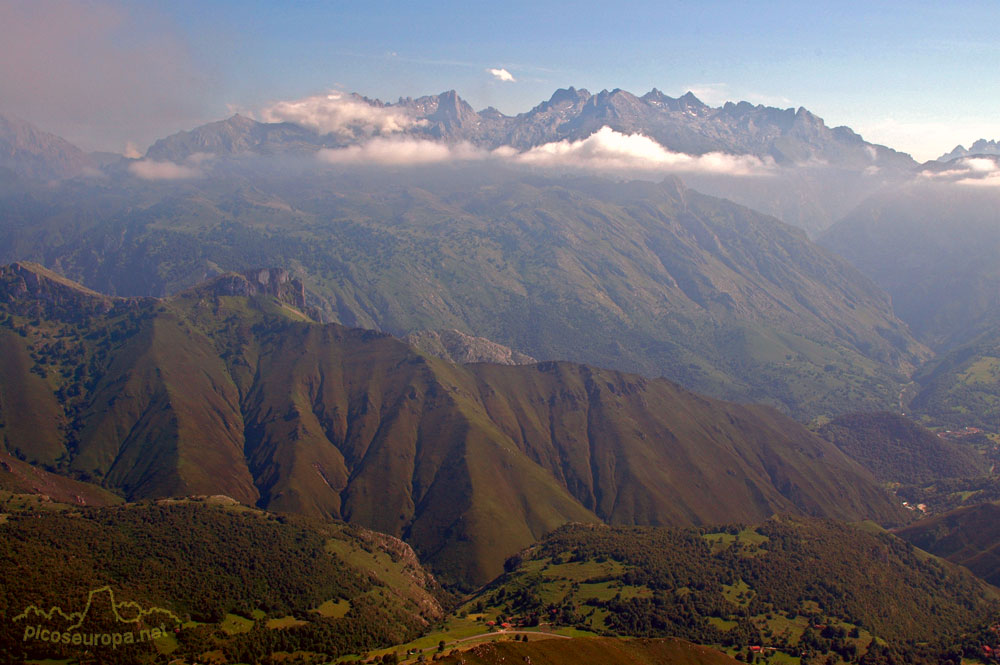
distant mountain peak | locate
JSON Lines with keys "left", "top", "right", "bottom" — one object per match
{"left": 0, "top": 112, "right": 94, "bottom": 178}
{"left": 532, "top": 87, "right": 592, "bottom": 113}
{"left": 678, "top": 90, "right": 706, "bottom": 106}
{"left": 938, "top": 138, "right": 1000, "bottom": 162}
{"left": 425, "top": 89, "right": 478, "bottom": 130}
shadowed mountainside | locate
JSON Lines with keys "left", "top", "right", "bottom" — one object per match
{"left": 816, "top": 411, "right": 988, "bottom": 483}
{"left": 895, "top": 502, "right": 1000, "bottom": 588}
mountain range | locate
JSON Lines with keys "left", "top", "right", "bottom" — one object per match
{"left": 815, "top": 411, "right": 989, "bottom": 483}
{"left": 0, "top": 261, "right": 906, "bottom": 586}
{"left": 0, "top": 86, "right": 921, "bottom": 235}
{"left": 939, "top": 139, "right": 1000, "bottom": 161}
{"left": 896, "top": 502, "right": 1000, "bottom": 588}
{"left": 139, "top": 88, "right": 918, "bottom": 234}
{"left": 146, "top": 88, "right": 913, "bottom": 168}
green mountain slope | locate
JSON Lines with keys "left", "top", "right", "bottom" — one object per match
{"left": 0, "top": 262, "right": 906, "bottom": 587}
{"left": 908, "top": 328, "right": 1000, "bottom": 430}
{"left": 896, "top": 476, "right": 1000, "bottom": 515}
{"left": 816, "top": 411, "right": 988, "bottom": 483}
{"left": 895, "top": 503, "right": 1000, "bottom": 588}
{"left": 0, "top": 496, "right": 445, "bottom": 665}
{"left": 464, "top": 518, "right": 997, "bottom": 664}
{"left": 0, "top": 166, "right": 927, "bottom": 419}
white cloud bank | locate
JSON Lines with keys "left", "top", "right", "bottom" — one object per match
{"left": 318, "top": 138, "right": 485, "bottom": 166}
{"left": 257, "top": 92, "right": 422, "bottom": 137}
{"left": 128, "top": 152, "right": 212, "bottom": 180}
{"left": 129, "top": 159, "right": 201, "bottom": 180}
{"left": 918, "top": 156, "right": 1000, "bottom": 186}
{"left": 488, "top": 68, "right": 516, "bottom": 82}
{"left": 316, "top": 127, "right": 772, "bottom": 176}
{"left": 512, "top": 127, "right": 772, "bottom": 176}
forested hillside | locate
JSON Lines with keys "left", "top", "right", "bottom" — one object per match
{"left": 464, "top": 518, "right": 998, "bottom": 663}
{"left": 0, "top": 496, "right": 445, "bottom": 664}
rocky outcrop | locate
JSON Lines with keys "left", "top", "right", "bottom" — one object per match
{"left": 208, "top": 268, "right": 308, "bottom": 310}
{"left": 403, "top": 329, "right": 536, "bottom": 365}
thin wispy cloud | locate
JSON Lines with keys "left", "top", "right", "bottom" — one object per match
{"left": 488, "top": 68, "right": 516, "bottom": 82}
{"left": 128, "top": 151, "right": 212, "bottom": 180}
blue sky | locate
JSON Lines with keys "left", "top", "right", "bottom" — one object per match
{"left": 3, "top": 0, "right": 999, "bottom": 160}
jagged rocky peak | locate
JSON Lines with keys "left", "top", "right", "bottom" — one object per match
{"left": 426, "top": 90, "right": 478, "bottom": 128}
{"left": 641, "top": 87, "right": 671, "bottom": 105}
{"left": 537, "top": 87, "right": 592, "bottom": 111}
{"left": 970, "top": 138, "right": 1000, "bottom": 153}
{"left": 639, "top": 89, "right": 706, "bottom": 113}
{"left": 677, "top": 91, "right": 707, "bottom": 108}
{"left": 938, "top": 138, "right": 1000, "bottom": 162}
{"left": 479, "top": 106, "right": 506, "bottom": 120}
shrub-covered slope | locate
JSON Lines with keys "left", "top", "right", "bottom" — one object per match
{"left": 0, "top": 497, "right": 444, "bottom": 665}
{"left": 464, "top": 518, "right": 998, "bottom": 664}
